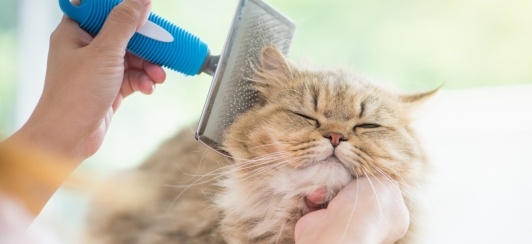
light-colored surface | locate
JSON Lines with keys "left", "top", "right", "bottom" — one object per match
{"left": 15, "top": 0, "right": 60, "bottom": 128}
{"left": 416, "top": 84, "right": 532, "bottom": 243}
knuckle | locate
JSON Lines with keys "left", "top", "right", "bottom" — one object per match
{"left": 108, "top": 2, "right": 141, "bottom": 24}
{"left": 91, "top": 44, "right": 126, "bottom": 60}
{"left": 49, "top": 28, "right": 62, "bottom": 43}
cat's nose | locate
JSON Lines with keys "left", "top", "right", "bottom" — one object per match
{"left": 324, "top": 132, "right": 346, "bottom": 147}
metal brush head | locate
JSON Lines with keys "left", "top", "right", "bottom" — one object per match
{"left": 195, "top": 0, "right": 295, "bottom": 155}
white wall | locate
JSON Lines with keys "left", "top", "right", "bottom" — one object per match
{"left": 417, "top": 85, "right": 532, "bottom": 243}
{"left": 16, "top": 0, "right": 61, "bottom": 129}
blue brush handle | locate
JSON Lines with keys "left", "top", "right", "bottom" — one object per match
{"left": 59, "top": 0, "right": 209, "bottom": 76}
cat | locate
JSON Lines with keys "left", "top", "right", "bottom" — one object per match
{"left": 85, "top": 46, "right": 435, "bottom": 244}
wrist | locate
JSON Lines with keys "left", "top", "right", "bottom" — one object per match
{"left": 12, "top": 98, "right": 91, "bottom": 163}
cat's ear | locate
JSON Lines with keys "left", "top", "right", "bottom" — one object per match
{"left": 259, "top": 46, "right": 291, "bottom": 76}
{"left": 252, "top": 46, "right": 293, "bottom": 100}
{"left": 401, "top": 88, "right": 439, "bottom": 103}
{"left": 400, "top": 86, "right": 441, "bottom": 108}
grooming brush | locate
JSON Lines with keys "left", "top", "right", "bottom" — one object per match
{"left": 59, "top": 0, "right": 295, "bottom": 154}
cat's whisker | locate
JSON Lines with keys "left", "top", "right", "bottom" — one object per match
{"left": 338, "top": 172, "right": 360, "bottom": 243}
{"left": 366, "top": 166, "right": 416, "bottom": 239}
{"left": 284, "top": 155, "right": 322, "bottom": 175}
{"left": 194, "top": 147, "right": 213, "bottom": 175}
{"left": 164, "top": 160, "right": 273, "bottom": 213}
{"left": 165, "top": 173, "right": 224, "bottom": 187}
{"left": 166, "top": 154, "right": 289, "bottom": 187}
{"left": 248, "top": 151, "right": 289, "bottom": 161}
{"left": 369, "top": 165, "right": 398, "bottom": 185}
{"left": 348, "top": 148, "right": 372, "bottom": 177}
{"left": 164, "top": 157, "right": 290, "bottom": 210}
{"left": 170, "top": 153, "right": 297, "bottom": 188}
{"left": 204, "top": 151, "right": 288, "bottom": 174}
{"left": 232, "top": 159, "right": 288, "bottom": 177}
{"left": 356, "top": 152, "right": 410, "bottom": 209}
{"left": 170, "top": 158, "right": 252, "bottom": 181}
{"left": 245, "top": 156, "right": 306, "bottom": 177}
{"left": 373, "top": 162, "right": 409, "bottom": 187}
{"left": 237, "top": 156, "right": 306, "bottom": 183}
{"left": 248, "top": 142, "right": 292, "bottom": 150}
{"left": 164, "top": 155, "right": 289, "bottom": 193}
{"left": 370, "top": 168, "right": 418, "bottom": 225}
{"left": 367, "top": 168, "right": 406, "bottom": 205}
{"left": 353, "top": 147, "right": 404, "bottom": 184}
{"left": 287, "top": 141, "right": 321, "bottom": 152}
{"left": 232, "top": 153, "right": 291, "bottom": 171}
{"left": 275, "top": 221, "right": 286, "bottom": 244}
{"left": 361, "top": 170, "right": 384, "bottom": 225}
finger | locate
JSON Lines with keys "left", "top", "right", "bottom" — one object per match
{"left": 90, "top": 0, "right": 151, "bottom": 55}
{"left": 112, "top": 94, "right": 124, "bottom": 112}
{"left": 143, "top": 61, "right": 166, "bottom": 84}
{"left": 125, "top": 53, "right": 144, "bottom": 70}
{"left": 126, "top": 54, "right": 166, "bottom": 84}
{"left": 50, "top": 16, "right": 93, "bottom": 49}
{"left": 294, "top": 209, "right": 328, "bottom": 242}
{"left": 52, "top": 0, "right": 92, "bottom": 47}
{"left": 330, "top": 178, "right": 373, "bottom": 205}
{"left": 122, "top": 69, "right": 155, "bottom": 96}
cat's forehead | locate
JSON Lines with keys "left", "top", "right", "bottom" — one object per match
{"left": 316, "top": 71, "right": 362, "bottom": 92}
{"left": 291, "top": 70, "right": 391, "bottom": 116}
{"left": 304, "top": 70, "right": 373, "bottom": 94}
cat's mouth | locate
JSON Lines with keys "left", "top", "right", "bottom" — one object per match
{"left": 298, "top": 155, "right": 353, "bottom": 213}
{"left": 321, "top": 156, "right": 342, "bottom": 164}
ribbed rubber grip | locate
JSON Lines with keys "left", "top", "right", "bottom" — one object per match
{"left": 59, "top": 0, "right": 209, "bottom": 75}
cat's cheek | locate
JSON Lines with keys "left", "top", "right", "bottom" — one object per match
{"left": 313, "top": 140, "right": 334, "bottom": 161}
{"left": 334, "top": 144, "right": 354, "bottom": 164}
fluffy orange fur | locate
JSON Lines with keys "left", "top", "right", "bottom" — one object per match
{"left": 217, "top": 46, "right": 432, "bottom": 243}
{"left": 86, "top": 47, "right": 434, "bottom": 244}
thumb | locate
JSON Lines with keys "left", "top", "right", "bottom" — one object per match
{"left": 294, "top": 209, "right": 327, "bottom": 242}
{"left": 90, "top": 0, "right": 151, "bottom": 54}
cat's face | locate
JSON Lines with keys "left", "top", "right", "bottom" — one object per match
{"left": 223, "top": 47, "right": 432, "bottom": 188}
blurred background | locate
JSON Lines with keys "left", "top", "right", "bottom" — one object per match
{"left": 1, "top": 0, "right": 531, "bottom": 243}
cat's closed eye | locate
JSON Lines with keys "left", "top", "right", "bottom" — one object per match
{"left": 354, "top": 123, "right": 381, "bottom": 130}
{"left": 291, "top": 111, "right": 320, "bottom": 128}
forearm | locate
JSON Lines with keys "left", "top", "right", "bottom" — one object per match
{"left": 0, "top": 138, "right": 78, "bottom": 216}
{"left": 8, "top": 92, "right": 103, "bottom": 163}
{"left": 0, "top": 100, "right": 86, "bottom": 216}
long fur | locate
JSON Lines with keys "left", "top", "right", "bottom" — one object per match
{"left": 85, "top": 46, "right": 433, "bottom": 244}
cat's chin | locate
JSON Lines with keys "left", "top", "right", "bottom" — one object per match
{"left": 287, "top": 156, "right": 353, "bottom": 197}
{"left": 310, "top": 157, "right": 352, "bottom": 184}
{"left": 320, "top": 156, "right": 342, "bottom": 165}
